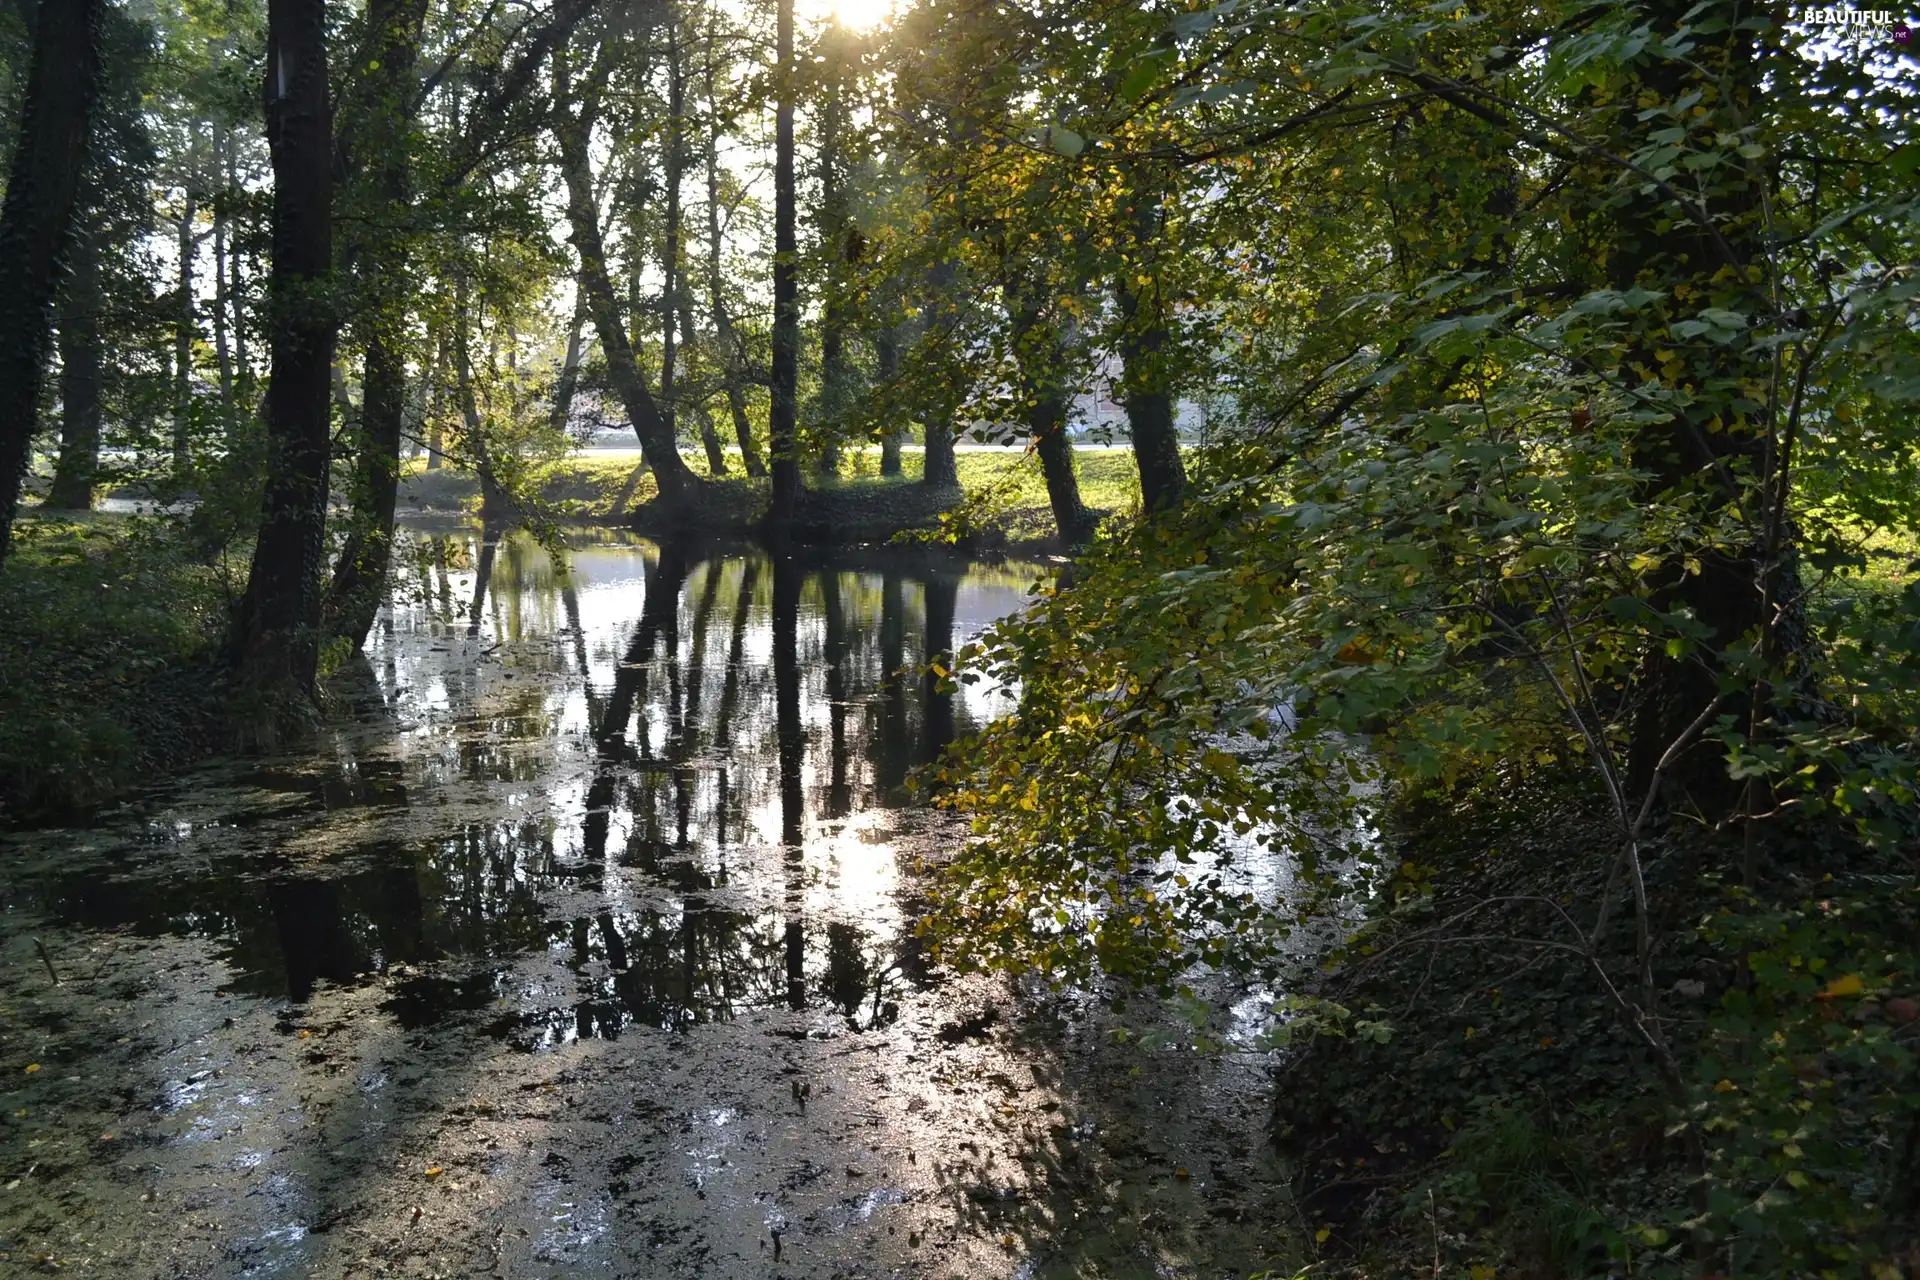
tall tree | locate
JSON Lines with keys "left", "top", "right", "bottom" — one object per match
{"left": 229, "top": 0, "right": 335, "bottom": 704}
{"left": 46, "top": 219, "right": 102, "bottom": 510}
{"left": 323, "top": 0, "right": 429, "bottom": 649}
{"left": 1113, "top": 167, "right": 1184, "bottom": 512}
{"left": 0, "top": 0, "right": 106, "bottom": 567}
{"left": 767, "top": 0, "right": 802, "bottom": 526}
{"left": 554, "top": 48, "right": 706, "bottom": 507}
{"left": 701, "top": 14, "right": 764, "bottom": 477}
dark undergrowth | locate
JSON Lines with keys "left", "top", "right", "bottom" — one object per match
{"left": 0, "top": 516, "right": 230, "bottom": 825}
{"left": 1273, "top": 771, "right": 1920, "bottom": 1278}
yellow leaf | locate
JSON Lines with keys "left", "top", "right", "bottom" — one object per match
{"left": 1472, "top": 1266, "right": 1497, "bottom": 1280}
{"left": 23, "top": 1064, "right": 39, "bottom": 1074}
{"left": 1314, "top": 1226, "right": 1331, "bottom": 1244}
{"left": 425, "top": 1166, "right": 445, "bottom": 1179}
{"left": 1820, "top": 973, "right": 1865, "bottom": 999}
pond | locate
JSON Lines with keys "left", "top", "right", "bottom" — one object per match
{"left": 0, "top": 525, "right": 1298, "bottom": 1278}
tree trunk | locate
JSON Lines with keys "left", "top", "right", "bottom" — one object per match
{"left": 768, "top": 0, "right": 803, "bottom": 526}
{"left": 1032, "top": 386, "right": 1090, "bottom": 544}
{"left": 660, "top": 13, "right": 685, "bottom": 449}
{"left": 919, "top": 259, "right": 959, "bottom": 489}
{"left": 876, "top": 324, "right": 902, "bottom": 476}
{"left": 324, "top": 0, "right": 427, "bottom": 650}
{"left": 226, "top": 132, "right": 251, "bottom": 406}
{"left": 0, "top": 0, "right": 105, "bottom": 566}
{"left": 454, "top": 275, "right": 508, "bottom": 524}
{"left": 47, "top": 219, "right": 102, "bottom": 510}
{"left": 1116, "top": 173, "right": 1185, "bottom": 512}
{"left": 172, "top": 183, "right": 198, "bottom": 475}
{"left": 553, "top": 65, "right": 703, "bottom": 507}
{"left": 324, "top": 335, "right": 403, "bottom": 646}
{"left": 230, "top": 0, "right": 335, "bottom": 703}
{"left": 701, "top": 17, "right": 764, "bottom": 478}
{"left": 812, "top": 21, "right": 846, "bottom": 480}
{"left": 211, "top": 136, "right": 238, "bottom": 439}
{"left": 549, "top": 291, "right": 586, "bottom": 438}
{"left": 1608, "top": 0, "right": 1777, "bottom": 818}
{"left": 425, "top": 328, "right": 444, "bottom": 469}
{"left": 1010, "top": 287, "right": 1091, "bottom": 543}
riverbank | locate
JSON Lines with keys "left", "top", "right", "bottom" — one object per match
{"left": 0, "top": 517, "right": 231, "bottom": 824}
{"left": 1272, "top": 771, "right": 1920, "bottom": 1277}
{"left": 398, "top": 446, "right": 1144, "bottom": 550}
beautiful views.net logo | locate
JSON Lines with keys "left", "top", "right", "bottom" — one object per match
{"left": 1802, "top": 6, "right": 1914, "bottom": 41}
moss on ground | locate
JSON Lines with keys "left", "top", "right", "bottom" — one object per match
{"left": 0, "top": 516, "right": 231, "bottom": 822}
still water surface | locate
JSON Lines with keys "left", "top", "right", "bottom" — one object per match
{"left": 0, "top": 526, "right": 1296, "bottom": 1278}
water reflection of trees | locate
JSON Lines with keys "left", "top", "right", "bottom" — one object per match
{"left": 26, "top": 533, "right": 991, "bottom": 1044}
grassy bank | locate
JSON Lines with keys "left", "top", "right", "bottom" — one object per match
{"left": 0, "top": 517, "right": 230, "bottom": 823}
{"left": 400, "top": 446, "right": 1146, "bottom": 546}
{"left": 1275, "top": 779, "right": 1919, "bottom": 1274}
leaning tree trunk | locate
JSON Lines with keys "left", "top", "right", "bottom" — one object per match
{"left": 47, "top": 220, "right": 103, "bottom": 511}
{"left": 549, "top": 292, "right": 587, "bottom": 438}
{"left": 767, "top": 0, "right": 803, "bottom": 527}
{"left": 553, "top": 65, "right": 703, "bottom": 507}
{"left": 0, "top": 0, "right": 106, "bottom": 567}
{"left": 700, "top": 13, "right": 764, "bottom": 478}
{"left": 1010, "top": 284, "right": 1092, "bottom": 544}
{"left": 230, "top": 0, "right": 335, "bottom": 705}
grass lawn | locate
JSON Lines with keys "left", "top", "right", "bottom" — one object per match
{"left": 400, "top": 446, "right": 1146, "bottom": 544}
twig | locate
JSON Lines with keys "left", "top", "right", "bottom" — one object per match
{"left": 32, "top": 937, "right": 59, "bottom": 986}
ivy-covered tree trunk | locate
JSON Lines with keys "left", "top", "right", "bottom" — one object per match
{"left": 0, "top": 0, "right": 105, "bottom": 567}
{"left": 47, "top": 219, "right": 103, "bottom": 511}
{"left": 1605, "top": 1, "right": 1780, "bottom": 818}
{"left": 230, "top": 0, "right": 335, "bottom": 704}
{"left": 554, "top": 67, "right": 704, "bottom": 508}
{"left": 767, "top": 0, "right": 803, "bottom": 528}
